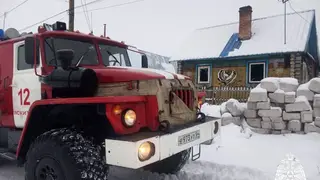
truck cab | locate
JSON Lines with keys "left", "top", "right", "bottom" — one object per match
{"left": 0, "top": 21, "right": 220, "bottom": 180}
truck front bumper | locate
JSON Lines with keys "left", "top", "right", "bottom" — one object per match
{"left": 104, "top": 117, "right": 221, "bottom": 169}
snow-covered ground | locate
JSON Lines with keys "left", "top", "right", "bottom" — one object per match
{"left": 1, "top": 105, "right": 320, "bottom": 180}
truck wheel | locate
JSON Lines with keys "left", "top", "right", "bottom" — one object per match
{"left": 24, "top": 128, "right": 109, "bottom": 180}
{"left": 143, "top": 148, "right": 190, "bottom": 174}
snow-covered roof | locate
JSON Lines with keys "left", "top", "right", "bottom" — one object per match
{"left": 170, "top": 10, "right": 316, "bottom": 61}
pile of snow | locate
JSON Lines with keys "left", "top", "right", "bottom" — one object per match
{"left": 243, "top": 77, "right": 320, "bottom": 134}
{"left": 201, "top": 103, "right": 221, "bottom": 118}
{"left": 200, "top": 123, "right": 320, "bottom": 180}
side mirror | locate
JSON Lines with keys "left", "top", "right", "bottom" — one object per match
{"left": 56, "top": 49, "right": 74, "bottom": 70}
{"left": 25, "top": 36, "right": 40, "bottom": 65}
{"left": 141, "top": 54, "right": 148, "bottom": 68}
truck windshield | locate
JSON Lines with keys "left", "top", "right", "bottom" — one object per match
{"left": 44, "top": 37, "right": 99, "bottom": 66}
{"left": 99, "top": 44, "right": 131, "bottom": 67}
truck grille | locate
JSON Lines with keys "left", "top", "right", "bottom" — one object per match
{"left": 173, "top": 89, "right": 194, "bottom": 109}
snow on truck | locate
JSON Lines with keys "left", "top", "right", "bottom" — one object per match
{"left": 0, "top": 21, "right": 220, "bottom": 180}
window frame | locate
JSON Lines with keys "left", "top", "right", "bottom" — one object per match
{"left": 17, "top": 44, "right": 35, "bottom": 71}
{"left": 248, "top": 62, "right": 266, "bottom": 83}
{"left": 197, "top": 65, "right": 211, "bottom": 84}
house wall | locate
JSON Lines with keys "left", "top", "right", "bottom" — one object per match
{"left": 181, "top": 55, "right": 291, "bottom": 88}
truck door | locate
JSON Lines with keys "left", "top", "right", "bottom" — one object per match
{"left": 11, "top": 41, "right": 41, "bottom": 128}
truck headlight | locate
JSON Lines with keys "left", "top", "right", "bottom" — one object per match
{"left": 138, "top": 141, "right": 155, "bottom": 161}
{"left": 122, "top": 109, "right": 136, "bottom": 127}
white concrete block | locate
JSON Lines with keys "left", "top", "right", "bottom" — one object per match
{"left": 272, "top": 121, "right": 287, "bottom": 130}
{"left": 269, "top": 89, "right": 285, "bottom": 103}
{"left": 221, "top": 114, "right": 241, "bottom": 126}
{"left": 270, "top": 117, "right": 283, "bottom": 122}
{"left": 244, "top": 109, "right": 257, "bottom": 118}
{"left": 260, "top": 77, "right": 279, "bottom": 92}
{"left": 233, "top": 117, "right": 242, "bottom": 126}
{"left": 281, "top": 130, "right": 292, "bottom": 134}
{"left": 261, "top": 121, "right": 272, "bottom": 129}
{"left": 226, "top": 99, "right": 244, "bottom": 117}
{"left": 313, "top": 108, "right": 320, "bottom": 117}
{"left": 308, "top": 78, "right": 320, "bottom": 93}
{"left": 287, "top": 120, "right": 302, "bottom": 132}
{"left": 279, "top": 78, "right": 299, "bottom": 92}
{"left": 246, "top": 118, "right": 261, "bottom": 128}
{"left": 247, "top": 101, "right": 258, "bottom": 110}
{"left": 283, "top": 111, "right": 300, "bottom": 121}
{"left": 301, "top": 111, "right": 313, "bottom": 123}
{"left": 313, "top": 94, "right": 320, "bottom": 108}
{"left": 315, "top": 117, "right": 320, "bottom": 128}
{"left": 285, "top": 96, "right": 312, "bottom": 112}
{"left": 262, "top": 117, "right": 271, "bottom": 122}
{"left": 257, "top": 98, "right": 270, "bottom": 110}
{"left": 220, "top": 102, "right": 228, "bottom": 114}
{"left": 258, "top": 107, "right": 282, "bottom": 117}
{"left": 304, "top": 122, "right": 320, "bottom": 133}
{"left": 284, "top": 92, "right": 296, "bottom": 104}
{"left": 297, "top": 83, "right": 314, "bottom": 101}
{"left": 249, "top": 87, "right": 268, "bottom": 102}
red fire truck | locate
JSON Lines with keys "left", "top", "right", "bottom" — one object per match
{"left": 0, "top": 21, "right": 220, "bottom": 180}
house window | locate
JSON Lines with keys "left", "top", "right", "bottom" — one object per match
{"left": 248, "top": 62, "right": 266, "bottom": 83}
{"left": 197, "top": 65, "right": 211, "bottom": 84}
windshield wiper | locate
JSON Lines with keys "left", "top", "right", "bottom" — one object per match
{"left": 101, "top": 48, "right": 121, "bottom": 66}
{"left": 75, "top": 46, "right": 94, "bottom": 67}
{"left": 45, "top": 38, "right": 58, "bottom": 66}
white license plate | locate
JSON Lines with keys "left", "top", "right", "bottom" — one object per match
{"left": 178, "top": 130, "right": 200, "bottom": 146}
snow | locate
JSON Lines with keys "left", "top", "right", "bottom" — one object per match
{"left": 201, "top": 103, "right": 221, "bottom": 118}
{"left": 3, "top": 104, "right": 320, "bottom": 180}
{"left": 170, "top": 10, "right": 315, "bottom": 61}
{"left": 200, "top": 124, "right": 320, "bottom": 180}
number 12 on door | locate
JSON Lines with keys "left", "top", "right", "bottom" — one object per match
{"left": 18, "top": 88, "right": 30, "bottom": 106}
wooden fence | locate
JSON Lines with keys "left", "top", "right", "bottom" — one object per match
{"left": 198, "top": 86, "right": 253, "bottom": 105}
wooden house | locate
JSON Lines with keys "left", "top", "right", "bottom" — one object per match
{"left": 170, "top": 6, "right": 319, "bottom": 91}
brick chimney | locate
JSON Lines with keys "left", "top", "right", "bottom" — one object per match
{"left": 238, "top": 5, "right": 252, "bottom": 40}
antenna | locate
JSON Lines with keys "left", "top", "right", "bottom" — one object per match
{"left": 281, "top": 0, "right": 289, "bottom": 44}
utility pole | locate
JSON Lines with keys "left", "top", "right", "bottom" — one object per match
{"left": 281, "top": 0, "right": 289, "bottom": 44}
{"left": 103, "top": 24, "right": 106, "bottom": 37}
{"left": 69, "top": 0, "right": 75, "bottom": 31}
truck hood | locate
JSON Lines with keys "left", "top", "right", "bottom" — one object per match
{"left": 93, "top": 66, "right": 190, "bottom": 83}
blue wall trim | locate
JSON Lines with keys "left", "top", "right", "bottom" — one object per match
{"left": 219, "top": 33, "right": 242, "bottom": 57}
{"left": 195, "top": 63, "right": 213, "bottom": 85}
{"left": 245, "top": 59, "right": 269, "bottom": 86}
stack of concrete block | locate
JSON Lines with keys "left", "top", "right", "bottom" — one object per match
{"left": 243, "top": 77, "right": 320, "bottom": 134}
{"left": 220, "top": 99, "right": 245, "bottom": 126}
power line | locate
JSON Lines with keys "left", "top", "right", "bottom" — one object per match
{"left": 18, "top": 0, "right": 106, "bottom": 32}
{"left": 18, "top": 0, "right": 145, "bottom": 32}
{"left": 76, "top": 0, "right": 145, "bottom": 13}
{"left": 0, "top": 0, "right": 29, "bottom": 18}
{"left": 81, "top": 0, "right": 92, "bottom": 31}
{"left": 288, "top": 1, "right": 310, "bottom": 24}
{"left": 19, "top": 11, "right": 68, "bottom": 31}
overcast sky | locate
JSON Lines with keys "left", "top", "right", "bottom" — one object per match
{"left": 0, "top": 0, "right": 319, "bottom": 56}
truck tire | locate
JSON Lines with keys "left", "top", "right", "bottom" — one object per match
{"left": 24, "top": 128, "right": 109, "bottom": 180}
{"left": 143, "top": 148, "right": 190, "bottom": 174}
